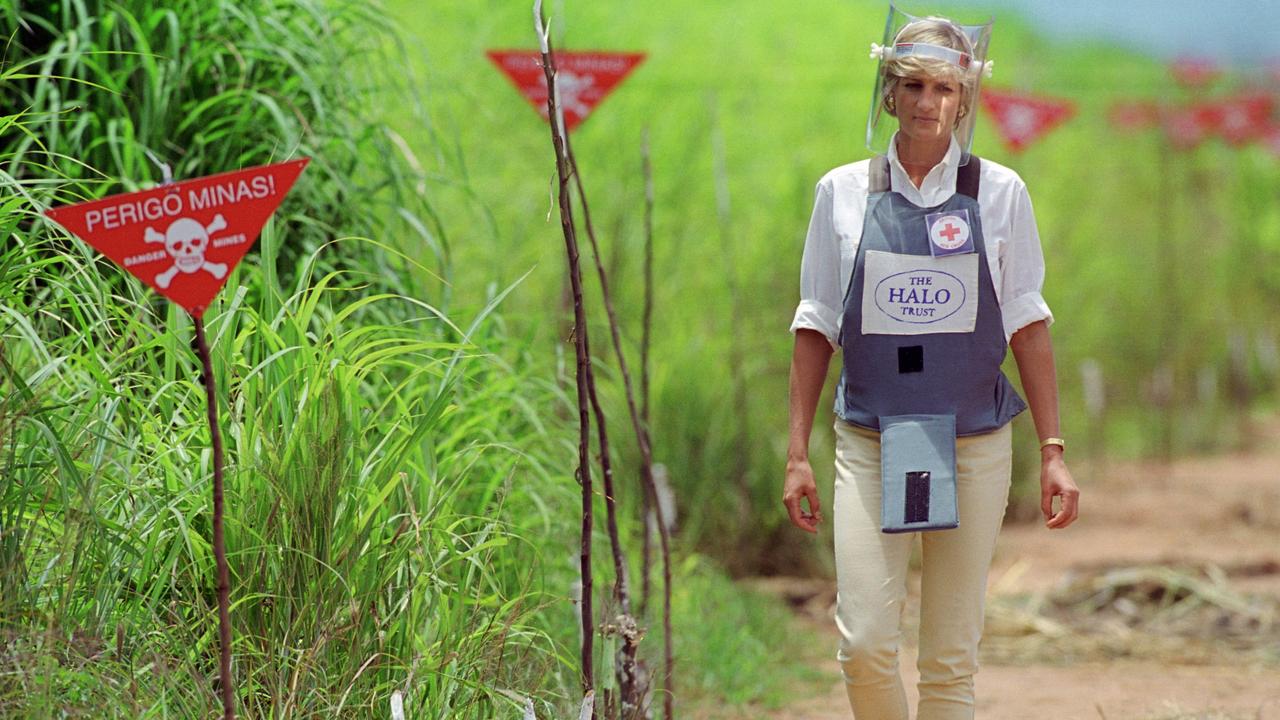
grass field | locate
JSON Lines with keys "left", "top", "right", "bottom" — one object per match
{"left": 3, "top": 0, "right": 1278, "bottom": 717}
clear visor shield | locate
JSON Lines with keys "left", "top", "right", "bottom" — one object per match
{"left": 866, "top": 4, "right": 994, "bottom": 166}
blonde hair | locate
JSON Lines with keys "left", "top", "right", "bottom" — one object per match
{"left": 880, "top": 17, "right": 978, "bottom": 123}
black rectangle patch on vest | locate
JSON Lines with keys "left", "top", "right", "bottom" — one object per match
{"left": 898, "top": 345, "right": 924, "bottom": 374}
{"left": 904, "top": 471, "right": 931, "bottom": 523}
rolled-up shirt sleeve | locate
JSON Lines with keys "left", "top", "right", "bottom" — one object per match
{"left": 999, "top": 180, "right": 1054, "bottom": 342}
{"left": 789, "top": 180, "right": 843, "bottom": 352}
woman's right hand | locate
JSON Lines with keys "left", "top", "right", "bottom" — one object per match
{"left": 783, "top": 457, "right": 824, "bottom": 534}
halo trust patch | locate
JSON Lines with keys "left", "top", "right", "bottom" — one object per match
{"left": 860, "top": 250, "right": 979, "bottom": 336}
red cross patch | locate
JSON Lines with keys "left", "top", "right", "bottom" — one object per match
{"left": 926, "top": 209, "right": 974, "bottom": 257}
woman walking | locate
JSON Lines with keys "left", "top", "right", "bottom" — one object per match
{"left": 782, "top": 8, "right": 1080, "bottom": 719}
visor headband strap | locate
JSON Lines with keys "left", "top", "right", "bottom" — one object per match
{"left": 870, "top": 41, "right": 994, "bottom": 79}
{"left": 898, "top": 42, "right": 971, "bottom": 68}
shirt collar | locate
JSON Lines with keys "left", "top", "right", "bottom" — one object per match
{"left": 885, "top": 131, "right": 962, "bottom": 206}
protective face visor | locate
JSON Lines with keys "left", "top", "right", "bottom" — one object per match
{"left": 866, "top": 4, "right": 994, "bottom": 166}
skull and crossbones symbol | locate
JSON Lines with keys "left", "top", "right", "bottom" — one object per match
{"left": 541, "top": 70, "right": 594, "bottom": 119}
{"left": 144, "top": 214, "right": 229, "bottom": 289}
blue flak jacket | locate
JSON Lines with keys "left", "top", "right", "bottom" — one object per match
{"left": 834, "top": 155, "right": 1027, "bottom": 437}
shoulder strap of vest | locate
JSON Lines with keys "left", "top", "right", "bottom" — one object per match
{"left": 868, "top": 154, "right": 890, "bottom": 193}
{"left": 956, "top": 155, "right": 981, "bottom": 201}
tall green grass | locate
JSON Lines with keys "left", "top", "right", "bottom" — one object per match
{"left": 0, "top": 206, "right": 586, "bottom": 716}
{"left": 0, "top": 1, "right": 579, "bottom": 716}
{"left": 2, "top": 1, "right": 835, "bottom": 717}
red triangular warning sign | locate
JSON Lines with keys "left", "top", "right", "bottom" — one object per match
{"left": 1159, "top": 103, "right": 1219, "bottom": 150}
{"left": 1216, "top": 93, "right": 1275, "bottom": 146}
{"left": 44, "top": 158, "right": 309, "bottom": 317}
{"left": 486, "top": 50, "right": 645, "bottom": 132}
{"left": 980, "top": 89, "right": 1076, "bottom": 153}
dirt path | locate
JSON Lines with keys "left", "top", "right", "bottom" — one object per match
{"left": 748, "top": 421, "right": 1280, "bottom": 720}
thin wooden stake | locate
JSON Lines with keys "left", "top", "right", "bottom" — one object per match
{"left": 534, "top": 3, "right": 596, "bottom": 713}
{"left": 194, "top": 316, "right": 235, "bottom": 719}
{"left": 560, "top": 95, "right": 674, "bottom": 720}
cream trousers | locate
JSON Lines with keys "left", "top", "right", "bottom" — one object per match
{"left": 832, "top": 417, "right": 1013, "bottom": 720}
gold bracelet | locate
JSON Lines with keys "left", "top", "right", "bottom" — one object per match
{"left": 1039, "top": 437, "right": 1065, "bottom": 451}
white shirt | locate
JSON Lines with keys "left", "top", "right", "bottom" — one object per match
{"left": 789, "top": 133, "right": 1054, "bottom": 352}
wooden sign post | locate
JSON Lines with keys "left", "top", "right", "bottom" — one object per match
{"left": 45, "top": 158, "right": 310, "bottom": 719}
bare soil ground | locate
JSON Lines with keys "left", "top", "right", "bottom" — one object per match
{"left": 743, "top": 419, "right": 1280, "bottom": 720}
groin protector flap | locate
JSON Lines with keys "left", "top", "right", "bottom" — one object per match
{"left": 879, "top": 413, "right": 959, "bottom": 533}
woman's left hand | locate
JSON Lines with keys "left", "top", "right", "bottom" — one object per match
{"left": 1040, "top": 453, "right": 1079, "bottom": 529}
